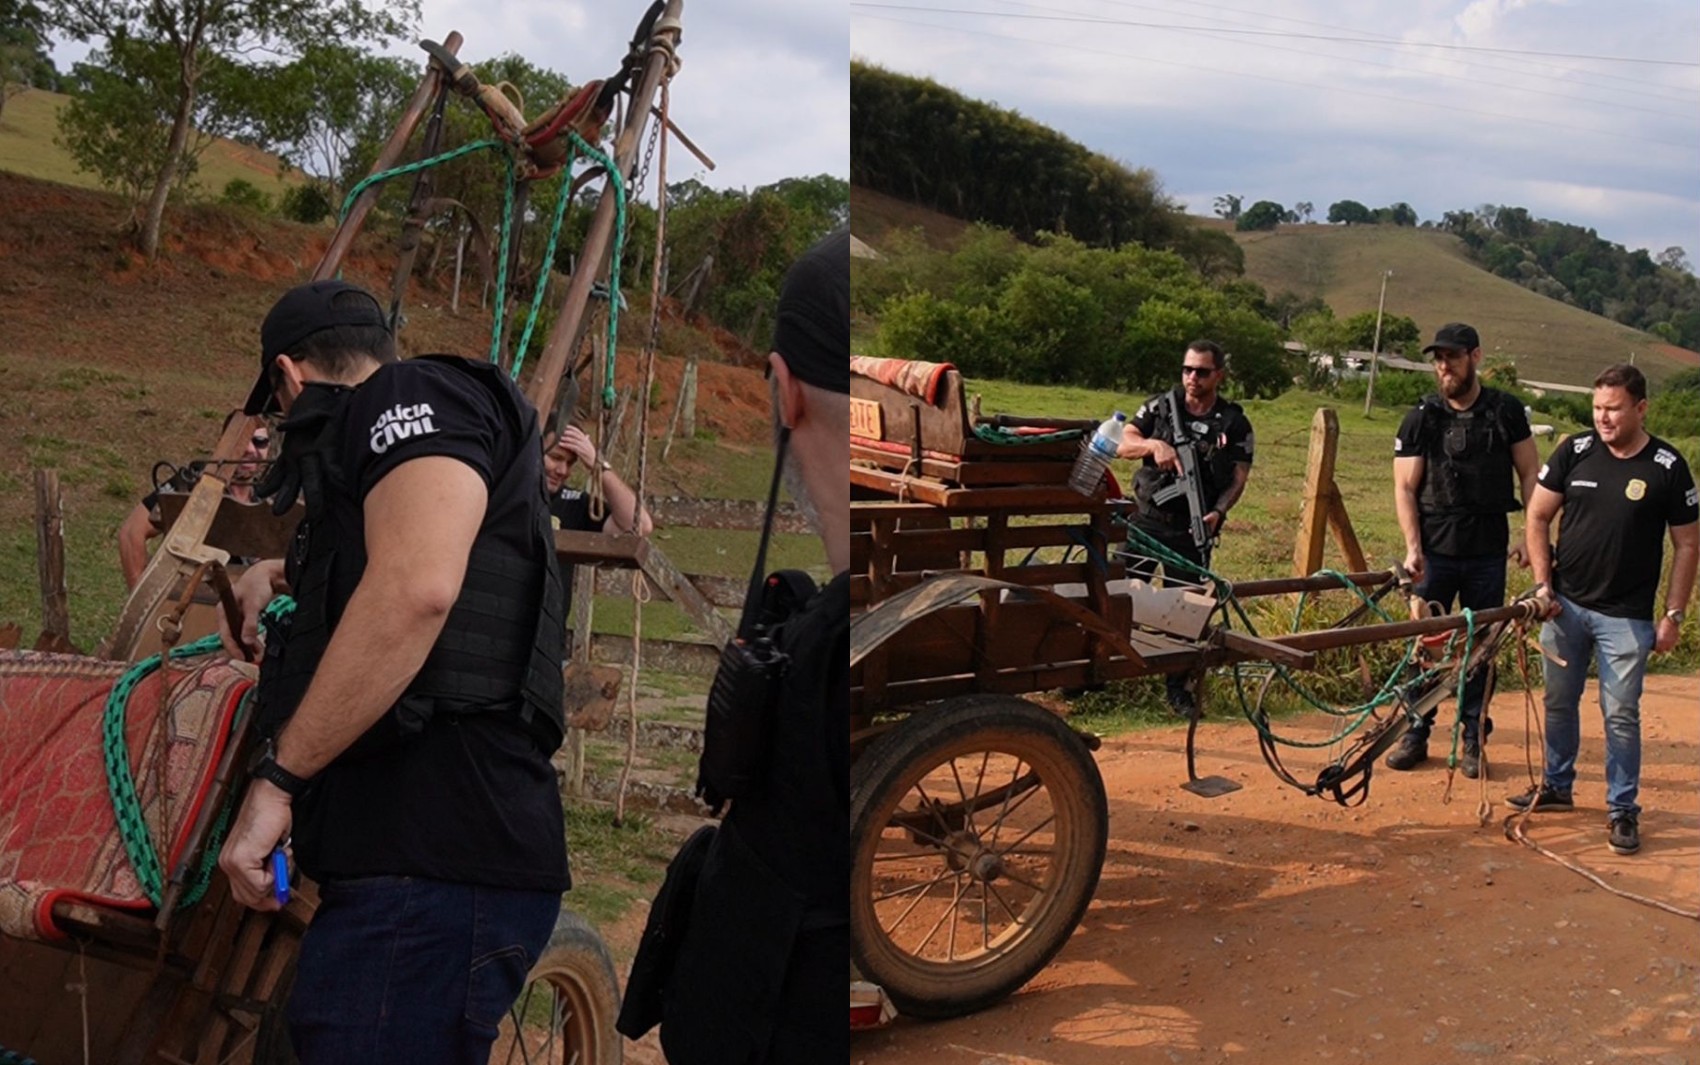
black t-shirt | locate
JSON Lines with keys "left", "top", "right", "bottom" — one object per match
{"left": 291, "top": 357, "right": 570, "bottom": 892}
{"left": 1393, "top": 388, "right": 1532, "bottom": 557}
{"left": 550, "top": 485, "right": 608, "bottom": 620}
{"left": 1129, "top": 387, "right": 1254, "bottom": 527}
{"left": 1540, "top": 430, "right": 1699, "bottom": 618}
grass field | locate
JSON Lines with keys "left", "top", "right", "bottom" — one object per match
{"left": 1225, "top": 221, "right": 1693, "bottom": 388}
{"left": 956, "top": 374, "right": 1699, "bottom": 722}
{"left": 0, "top": 88, "right": 303, "bottom": 203}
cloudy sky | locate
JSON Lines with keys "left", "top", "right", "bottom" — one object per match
{"left": 50, "top": 1, "right": 848, "bottom": 198}
{"left": 851, "top": 0, "right": 1699, "bottom": 258}
{"left": 389, "top": 1, "right": 848, "bottom": 196}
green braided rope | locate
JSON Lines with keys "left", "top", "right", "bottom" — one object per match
{"left": 510, "top": 144, "right": 583, "bottom": 381}
{"left": 971, "top": 424, "right": 1085, "bottom": 445}
{"left": 567, "top": 131, "right": 627, "bottom": 409}
{"left": 1118, "top": 521, "right": 1459, "bottom": 749}
{"left": 488, "top": 148, "right": 519, "bottom": 365}
{"left": 338, "top": 138, "right": 505, "bottom": 228}
{"left": 103, "top": 635, "right": 242, "bottom": 909}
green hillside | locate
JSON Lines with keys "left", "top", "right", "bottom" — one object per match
{"left": 850, "top": 181, "right": 1695, "bottom": 389}
{"left": 1227, "top": 221, "right": 1695, "bottom": 387}
{"left": 0, "top": 87, "right": 304, "bottom": 201}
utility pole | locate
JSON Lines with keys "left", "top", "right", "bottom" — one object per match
{"left": 1363, "top": 269, "right": 1393, "bottom": 416}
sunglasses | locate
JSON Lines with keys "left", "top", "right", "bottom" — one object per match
{"left": 251, "top": 434, "right": 271, "bottom": 450}
{"left": 1181, "top": 365, "right": 1217, "bottom": 377}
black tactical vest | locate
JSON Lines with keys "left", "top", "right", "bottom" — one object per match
{"left": 255, "top": 357, "right": 566, "bottom": 753}
{"left": 1133, "top": 388, "right": 1245, "bottom": 516}
{"left": 1414, "top": 389, "right": 1520, "bottom": 517}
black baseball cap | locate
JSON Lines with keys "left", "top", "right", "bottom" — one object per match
{"left": 1422, "top": 322, "right": 1481, "bottom": 355}
{"left": 245, "top": 280, "right": 389, "bottom": 414}
{"left": 771, "top": 228, "right": 849, "bottom": 394}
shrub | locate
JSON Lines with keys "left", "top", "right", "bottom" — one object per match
{"left": 279, "top": 182, "right": 333, "bottom": 224}
{"left": 219, "top": 178, "right": 272, "bottom": 214}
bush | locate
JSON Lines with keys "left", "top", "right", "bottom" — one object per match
{"left": 279, "top": 182, "right": 333, "bottom": 224}
{"left": 1648, "top": 389, "right": 1700, "bottom": 438}
{"left": 219, "top": 178, "right": 272, "bottom": 214}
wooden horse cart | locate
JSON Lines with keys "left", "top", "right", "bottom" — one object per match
{"left": 846, "top": 360, "right": 1544, "bottom": 1021}
{"left": 0, "top": 4, "right": 695, "bottom": 1060}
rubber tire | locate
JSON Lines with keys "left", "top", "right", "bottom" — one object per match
{"left": 850, "top": 695, "right": 1108, "bottom": 1020}
{"left": 500, "top": 909, "right": 624, "bottom": 1064}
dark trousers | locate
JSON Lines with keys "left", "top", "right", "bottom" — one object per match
{"left": 288, "top": 875, "right": 560, "bottom": 1064}
{"left": 1126, "top": 520, "right": 1207, "bottom": 708}
{"left": 1410, "top": 551, "right": 1507, "bottom": 743}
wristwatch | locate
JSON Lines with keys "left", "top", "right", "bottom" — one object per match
{"left": 1664, "top": 607, "right": 1686, "bottom": 626}
{"left": 249, "top": 737, "right": 312, "bottom": 798}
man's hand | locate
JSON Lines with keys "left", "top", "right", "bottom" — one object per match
{"left": 1508, "top": 543, "right": 1529, "bottom": 569}
{"left": 1148, "top": 438, "right": 1179, "bottom": 472}
{"left": 554, "top": 425, "right": 598, "bottom": 468}
{"left": 220, "top": 560, "right": 285, "bottom": 660}
{"left": 1533, "top": 584, "right": 1561, "bottom": 620}
{"left": 1654, "top": 615, "right": 1681, "bottom": 654}
{"left": 218, "top": 779, "right": 292, "bottom": 911}
{"left": 1402, "top": 548, "right": 1426, "bottom": 586}
{"left": 1203, "top": 509, "right": 1223, "bottom": 535}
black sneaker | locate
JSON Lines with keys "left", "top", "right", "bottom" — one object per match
{"left": 1459, "top": 742, "right": 1482, "bottom": 780}
{"left": 1384, "top": 731, "right": 1429, "bottom": 771}
{"left": 1608, "top": 814, "right": 1640, "bottom": 855}
{"left": 1506, "top": 785, "right": 1574, "bottom": 812}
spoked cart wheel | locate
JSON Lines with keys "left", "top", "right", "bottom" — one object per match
{"left": 492, "top": 909, "right": 624, "bottom": 1064}
{"left": 850, "top": 695, "right": 1108, "bottom": 1020}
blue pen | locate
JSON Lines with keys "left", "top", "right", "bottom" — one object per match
{"left": 271, "top": 846, "right": 291, "bottom": 906}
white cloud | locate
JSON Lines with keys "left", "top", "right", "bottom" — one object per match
{"left": 851, "top": 0, "right": 1700, "bottom": 254}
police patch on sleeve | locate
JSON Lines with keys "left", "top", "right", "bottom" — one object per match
{"left": 1394, "top": 437, "right": 1403, "bottom": 453}
{"left": 1654, "top": 448, "right": 1676, "bottom": 470}
{"left": 1538, "top": 463, "right": 1549, "bottom": 480}
{"left": 369, "top": 402, "right": 439, "bottom": 454}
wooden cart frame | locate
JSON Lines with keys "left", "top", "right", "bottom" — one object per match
{"left": 846, "top": 366, "right": 1541, "bottom": 1020}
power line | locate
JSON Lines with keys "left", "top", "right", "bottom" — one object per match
{"left": 850, "top": 4, "right": 1700, "bottom": 67}
{"left": 1080, "top": 0, "right": 1700, "bottom": 102}
{"left": 967, "top": 0, "right": 1694, "bottom": 121}
{"left": 852, "top": 12, "right": 1700, "bottom": 151}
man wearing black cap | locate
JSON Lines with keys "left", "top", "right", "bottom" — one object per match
{"left": 656, "top": 229, "right": 848, "bottom": 1064}
{"left": 215, "top": 279, "right": 570, "bottom": 1061}
{"left": 1387, "top": 322, "right": 1539, "bottom": 777}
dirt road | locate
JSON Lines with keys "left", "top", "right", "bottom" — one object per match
{"left": 853, "top": 672, "right": 1699, "bottom": 1065}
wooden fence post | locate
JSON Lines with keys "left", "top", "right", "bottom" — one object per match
{"left": 35, "top": 469, "right": 72, "bottom": 651}
{"left": 1293, "top": 408, "right": 1367, "bottom": 577}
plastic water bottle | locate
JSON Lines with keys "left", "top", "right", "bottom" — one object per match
{"left": 1068, "top": 411, "right": 1126, "bottom": 496}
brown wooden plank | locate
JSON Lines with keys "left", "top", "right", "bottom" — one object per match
{"left": 849, "top": 442, "right": 1073, "bottom": 486}
{"left": 555, "top": 530, "right": 649, "bottom": 568}
{"left": 637, "top": 541, "right": 735, "bottom": 647}
{"left": 1324, "top": 483, "right": 1369, "bottom": 572}
{"left": 155, "top": 494, "right": 304, "bottom": 561}
{"left": 851, "top": 465, "right": 1109, "bottom": 512}
{"left": 1293, "top": 407, "right": 1340, "bottom": 576}
{"left": 1218, "top": 628, "right": 1317, "bottom": 670}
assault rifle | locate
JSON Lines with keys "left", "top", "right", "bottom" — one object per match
{"left": 1149, "top": 391, "right": 1214, "bottom": 560}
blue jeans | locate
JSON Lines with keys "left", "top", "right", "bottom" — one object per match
{"left": 288, "top": 876, "right": 561, "bottom": 1064}
{"left": 1411, "top": 551, "right": 1507, "bottom": 743}
{"left": 1538, "top": 595, "right": 1654, "bottom": 817}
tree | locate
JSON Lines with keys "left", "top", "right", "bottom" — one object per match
{"left": 1657, "top": 246, "right": 1692, "bottom": 274}
{"left": 1294, "top": 201, "right": 1313, "bottom": 223}
{"left": 1, "top": 0, "right": 58, "bottom": 121}
{"left": 1236, "top": 199, "right": 1284, "bottom": 232}
{"left": 1380, "top": 202, "right": 1417, "bottom": 227}
{"left": 1173, "top": 226, "right": 1243, "bottom": 282}
{"left": 259, "top": 44, "right": 416, "bottom": 204}
{"left": 1327, "top": 199, "right": 1372, "bottom": 225}
{"left": 45, "top": 0, "right": 417, "bottom": 260}
{"left": 1212, "top": 193, "right": 1242, "bottom": 221}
